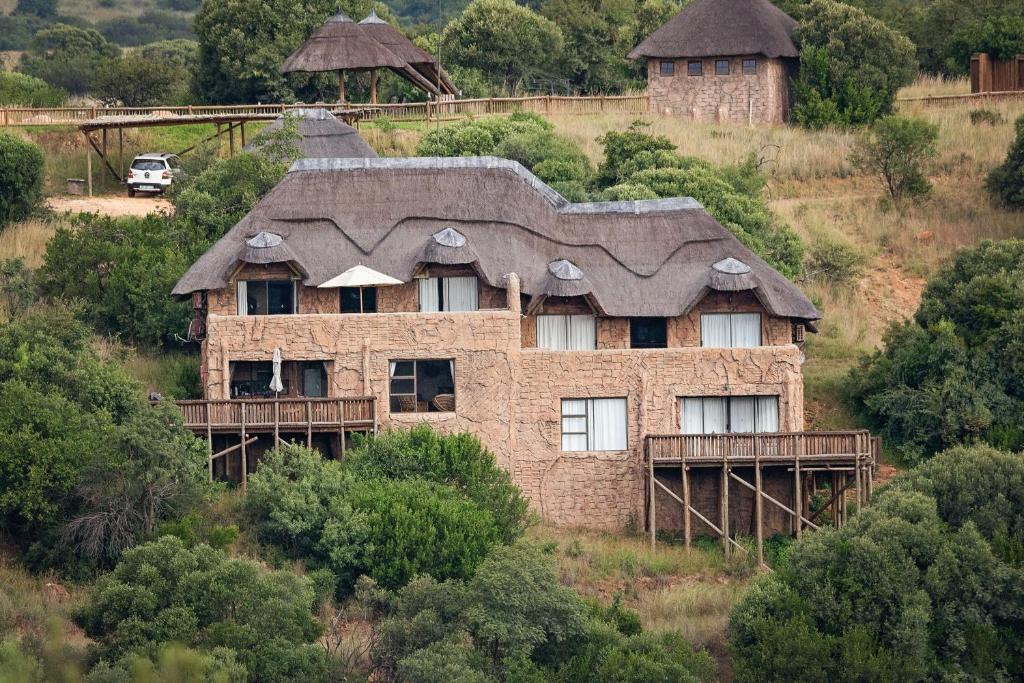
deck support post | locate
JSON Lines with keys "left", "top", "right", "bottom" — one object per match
{"left": 370, "top": 69, "right": 378, "bottom": 104}
{"left": 306, "top": 400, "right": 313, "bottom": 447}
{"left": 118, "top": 128, "right": 123, "bottom": 180}
{"left": 274, "top": 401, "right": 280, "bottom": 447}
{"left": 338, "top": 399, "right": 346, "bottom": 459}
{"left": 86, "top": 150, "right": 93, "bottom": 196}
{"left": 240, "top": 402, "right": 248, "bottom": 492}
{"left": 721, "top": 459, "right": 730, "bottom": 557}
{"left": 681, "top": 459, "right": 691, "bottom": 550}
{"left": 228, "top": 123, "right": 235, "bottom": 156}
{"left": 854, "top": 448, "right": 862, "bottom": 514}
{"left": 648, "top": 442, "right": 656, "bottom": 550}
{"left": 794, "top": 454, "right": 802, "bottom": 539}
{"left": 338, "top": 70, "right": 346, "bottom": 103}
{"left": 206, "top": 402, "right": 213, "bottom": 482}
{"left": 240, "top": 121, "right": 246, "bottom": 148}
{"left": 754, "top": 438, "right": 764, "bottom": 568}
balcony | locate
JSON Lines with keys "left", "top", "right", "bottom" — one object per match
{"left": 174, "top": 397, "right": 376, "bottom": 435}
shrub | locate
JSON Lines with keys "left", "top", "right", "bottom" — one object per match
{"left": 946, "top": 15, "right": 1024, "bottom": 75}
{"left": 728, "top": 444, "right": 1024, "bottom": 682}
{"left": 970, "top": 108, "right": 1004, "bottom": 126}
{"left": 13, "top": 0, "right": 57, "bottom": 18}
{"left": 790, "top": 0, "right": 917, "bottom": 128}
{"left": 803, "top": 238, "right": 864, "bottom": 286}
{"left": 75, "top": 536, "right": 330, "bottom": 682}
{"left": 96, "top": 11, "right": 195, "bottom": 47}
{"left": 986, "top": 114, "right": 1024, "bottom": 210}
{"left": 849, "top": 115, "right": 939, "bottom": 201}
{"left": 0, "top": 133, "right": 44, "bottom": 229}
{"left": 416, "top": 113, "right": 552, "bottom": 156}
{"left": 18, "top": 24, "right": 120, "bottom": 94}
{"left": 93, "top": 57, "right": 183, "bottom": 106}
{"left": 846, "top": 239, "right": 1024, "bottom": 462}
{"left": 0, "top": 71, "right": 66, "bottom": 106}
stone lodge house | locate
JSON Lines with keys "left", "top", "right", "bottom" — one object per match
{"left": 629, "top": 0, "right": 799, "bottom": 124}
{"left": 172, "top": 156, "right": 834, "bottom": 532}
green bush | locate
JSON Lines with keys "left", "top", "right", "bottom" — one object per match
{"left": 93, "top": 57, "right": 184, "bottom": 106}
{"left": 986, "top": 114, "right": 1024, "bottom": 210}
{"left": 790, "top": 0, "right": 917, "bottom": 128}
{"left": 728, "top": 444, "right": 1024, "bottom": 682}
{"left": 96, "top": 10, "right": 195, "bottom": 47}
{"left": 846, "top": 239, "right": 1024, "bottom": 462}
{"left": 346, "top": 425, "right": 530, "bottom": 544}
{"left": 850, "top": 115, "right": 939, "bottom": 201}
{"left": 970, "top": 108, "right": 1005, "bottom": 126}
{"left": 0, "top": 133, "right": 44, "bottom": 229}
{"left": 0, "top": 71, "right": 66, "bottom": 106}
{"left": 946, "top": 15, "right": 1024, "bottom": 75}
{"left": 18, "top": 24, "right": 120, "bottom": 94}
{"left": 416, "top": 113, "right": 551, "bottom": 156}
{"left": 75, "top": 536, "right": 330, "bottom": 683}
{"left": 803, "top": 238, "right": 864, "bottom": 286}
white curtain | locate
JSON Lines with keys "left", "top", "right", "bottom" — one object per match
{"left": 730, "top": 396, "right": 756, "bottom": 433}
{"left": 700, "top": 313, "right": 731, "bottom": 347}
{"left": 389, "top": 361, "right": 397, "bottom": 377}
{"left": 537, "top": 315, "right": 567, "bottom": 350}
{"left": 589, "top": 398, "right": 627, "bottom": 450}
{"left": 561, "top": 399, "right": 588, "bottom": 451}
{"left": 680, "top": 398, "right": 705, "bottom": 434}
{"left": 419, "top": 278, "right": 440, "bottom": 312}
{"left": 732, "top": 313, "right": 762, "bottom": 348}
{"left": 568, "top": 315, "right": 596, "bottom": 350}
{"left": 443, "top": 276, "right": 479, "bottom": 312}
{"left": 236, "top": 281, "right": 247, "bottom": 316}
{"left": 755, "top": 396, "right": 779, "bottom": 432}
{"left": 702, "top": 398, "right": 728, "bottom": 433}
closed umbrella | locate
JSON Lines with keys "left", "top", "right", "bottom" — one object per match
{"left": 270, "top": 348, "right": 284, "bottom": 395}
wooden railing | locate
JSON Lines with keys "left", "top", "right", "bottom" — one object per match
{"left": 897, "top": 90, "right": 1024, "bottom": 107}
{"left": 174, "top": 397, "right": 376, "bottom": 431}
{"left": 0, "top": 94, "right": 650, "bottom": 127}
{"left": 646, "top": 430, "right": 875, "bottom": 464}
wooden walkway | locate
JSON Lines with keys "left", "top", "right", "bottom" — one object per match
{"left": 645, "top": 431, "right": 878, "bottom": 568}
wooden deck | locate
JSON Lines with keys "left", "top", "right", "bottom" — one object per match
{"left": 175, "top": 397, "right": 376, "bottom": 434}
{"left": 644, "top": 431, "right": 878, "bottom": 568}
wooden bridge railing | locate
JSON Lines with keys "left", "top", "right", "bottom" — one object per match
{"left": 174, "top": 397, "right": 376, "bottom": 431}
{"left": 646, "top": 430, "right": 876, "bottom": 464}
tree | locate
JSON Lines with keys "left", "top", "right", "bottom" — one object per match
{"left": 946, "top": 15, "right": 1024, "bottom": 75}
{"left": 986, "top": 114, "right": 1024, "bottom": 210}
{"left": 790, "top": 0, "right": 917, "bottom": 128}
{"left": 0, "top": 133, "right": 44, "bottom": 229}
{"left": 13, "top": 0, "right": 57, "bottom": 18}
{"left": 728, "top": 444, "right": 1024, "bottom": 682}
{"left": 75, "top": 536, "right": 331, "bottom": 682}
{"left": 18, "top": 24, "right": 120, "bottom": 94}
{"left": 93, "top": 57, "right": 182, "bottom": 106}
{"left": 442, "top": 0, "right": 564, "bottom": 93}
{"left": 0, "top": 71, "right": 66, "bottom": 107}
{"left": 850, "top": 115, "right": 939, "bottom": 201}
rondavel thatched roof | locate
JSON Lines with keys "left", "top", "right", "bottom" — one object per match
{"left": 359, "top": 12, "right": 457, "bottom": 95}
{"left": 243, "top": 108, "right": 377, "bottom": 159}
{"left": 173, "top": 157, "right": 819, "bottom": 322}
{"left": 629, "top": 0, "right": 798, "bottom": 60}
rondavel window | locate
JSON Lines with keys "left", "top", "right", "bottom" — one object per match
{"left": 680, "top": 396, "right": 779, "bottom": 434}
{"left": 561, "top": 398, "right": 628, "bottom": 451}
{"left": 536, "top": 314, "right": 596, "bottom": 350}
{"left": 700, "top": 312, "right": 761, "bottom": 348}
{"left": 236, "top": 280, "right": 296, "bottom": 315}
{"left": 418, "top": 276, "right": 479, "bottom": 312}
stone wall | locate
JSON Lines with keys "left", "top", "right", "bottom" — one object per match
{"left": 202, "top": 308, "right": 804, "bottom": 529}
{"left": 646, "top": 55, "right": 794, "bottom": 125}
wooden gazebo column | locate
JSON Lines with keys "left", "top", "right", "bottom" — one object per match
{"left": 370, "top": 69, "right": 378, "bottom": 104}
{"left": 338, "top": 69, "right": 346, "bottom": 103}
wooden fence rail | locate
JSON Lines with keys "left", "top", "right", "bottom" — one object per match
{"left": 0, "top": 95, "right": 650, "bottom": 127}
{"left": 646, "top": 430, "right": 876, "bottom": 463}
{"left": 174, "top": 397, "right": 376, "bottom": 431}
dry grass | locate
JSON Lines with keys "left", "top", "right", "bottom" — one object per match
{"left": 898, "top": 74, "right": 971, "bottom": 99}
{"left": 0, "top": 217, "right": 61, "bottom": 267}
{"left": 0, "top": 554, "right": 88, "bottom": 645}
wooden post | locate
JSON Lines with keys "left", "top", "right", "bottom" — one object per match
{"left": 338, "top": 70, "right": 346, "bottom": 103}
{"left": 794, "top": 454, "right": 802, "bottom": 539}
{"left": 306, "top": 399, "right": 313, "bottom": 447}
{"left": 228, "top": 123, "right": 236, "bottom": 156}
{"left": 240, "top": 402, "right": 248, "bottom": 492}
{"left": 370, "top": 69, "right": 378, "bottom": 105}
{"left": 118, "top": 128, "right": 123, "bottom": 180}
{"left": 754, "top": 438, "right": 764, "bottom": 567}
{"left": 274, "top": 400, "right": 280, "bottom": 447}
{"left": 215, "top": 123, "right": 222, "bottom": 157}
{"left": 206, "top": 402, "right": 213, "bottom": 482}
{"left": 240, "top": 122, "right": 246, "bottom": 148}
{"left": 648, "top": 443, "right": 656, "bottom": 550}
{"left": 86, "top": 150, "right": 93, "bottom": 197}
{"left": 721, "top": 461, "right": 730, "bottom": 556}
{"left": 337, "top": 398, "right": 346, "bottom": 458}
{"left": 681, "top": 460, "right": 691, "bottom": 550}
{"left": 854, "top": 449, "right": 862, "bottom": 513}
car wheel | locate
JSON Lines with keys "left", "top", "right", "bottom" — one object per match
{"left": 128, "top": 188, "right": 136, "bottom": 198}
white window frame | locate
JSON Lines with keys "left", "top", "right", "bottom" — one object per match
{"left": 561, "top": 397, "right": 628, "bottom": 451}
{"left": 700, "top": 312, "right": 762, "bottom": 348}
{"left": 418, "top": 276, "right": 479, "bottom": 312}
{"left": 537, "top": 314, "right": 597, "bottom": 351}
{"left": 680, "top": 395, "right": 779, "bottom": 434}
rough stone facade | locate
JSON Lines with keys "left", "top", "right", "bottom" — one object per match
{"left": 646, "top": 55, "right": 794, "bottom": 124}
{"left": 201, "top": 278, "right": 805, "bottom": 529}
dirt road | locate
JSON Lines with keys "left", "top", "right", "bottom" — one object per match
{"left": 47, "top": 195, "right": 173, "bottom": 217}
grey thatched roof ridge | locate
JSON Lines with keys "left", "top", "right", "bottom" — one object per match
{"left": 175, "top": 156, "right": 819, "bottom": 322}
{"left": 629, "top": 0, "right": 798, "bottom": 60}
{"left": 290, "top": 157, "right": 703, "bottom": 214}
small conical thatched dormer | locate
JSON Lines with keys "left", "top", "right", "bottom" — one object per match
{"left": 629, "top": 0, "right": 798, "bottom": 124}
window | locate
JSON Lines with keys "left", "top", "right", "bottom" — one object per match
{"left": 715, "top": 59, "right": 730, "bottom": 75}
{"left": 680, "top": 396, "right": 779, "bottom": 434}
{"left": 630, "top": 317, "right": 667, "bottom": 349}
{"left": 131, "top": 159, "right": 165, "bottom": 171}
{"left": 419, "top": 276, "right": 479, "bottom": 312}
{"left": 659, "top": 60, "right": 675, "bottom": 76}
{"left": 561, "top": 398, "right": 627, "bottom": 451}
{"left": 389, "top": 359, "right": 455, "bottom": 413}
{"left": 742, "top": 58, "right": 757, "bottom": 75}
{"left": 687, "top": 60, "right": 702, "bottom": 76}
{"left": 236, "top": 280, "right": 295, "bottom": 316}
{"left": 301, "top": 361, "right": 327, "bottom": 397}
{"left": 537, "top": 315, "right": 596, "bottom": 350}
{"left": 340, "top": 286, "right": 377, "bottom": 313}
{"left": 229, "top": 362, "right": 282, "bottom": 398}
{"left": 700, "top": 312, "right": 761, "bottom": 348}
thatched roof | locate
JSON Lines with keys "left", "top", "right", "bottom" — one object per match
{"left": 280, "top": 12, "right": 407, "bottom": 73}
{"left": 629, "top": 0, "right": 798, "bottom": 60}
{"left": 243, "top": 108, "right": 377, "bottom": 159}
{"left": 173, "top": 157, "right": 819, "bottom": 322}
{"left": 359, "top": 12, "right": 457, "bottom": 95}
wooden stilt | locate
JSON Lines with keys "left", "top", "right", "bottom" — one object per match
{"left": 240, "top": 402, "right": 248, "bottom": 492}
{"left": 240, "top": 122, "right": 246, "bottom": 148}
{"left": 338, "top": 70, "right": 346, "bottom": 103}
{"left": 794, "top": 455, "right": 802, "bottom": 539}
{"left": 229, "top": 123, "right": 236, "bottom": 156}
{"left": 721, "top": 461, "right": 730, "bottom": 556}
{"left": 86, "top": 150, "right": 93, "bottom": 197}
{"left": 854, "top": 450, "right": 862, "bottom": 513}
{"left": 755, "top": 449, "right": 764, "bottom": 568}
{"left": 370, "top": 69, "right": 378, "bottom": 104}
{"left": 306, "top": 400, "right": 313, "bottom": 447}
{"left": 118, "top": 127, "right": 123, "bottom": 180}
{"left": 730, "top": 471, "right": 820, "bottom": 530}
{"left": 274, "top": 401, "right": 280, "bottom": 447}
{"left": 337, "top": 399, "right": 346, "bottom": 459}
{"left": 681, "top": 460, "right": 691, "bottom": 550}
{"left": 648, "top": 443, "right": 656, "bottom": 550}
{"left": 206, "top": 402, "right": 213, "bottom": 482}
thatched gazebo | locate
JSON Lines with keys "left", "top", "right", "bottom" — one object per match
{"left": 358, "top": 11, "right": 456, "bottom": 96}
{"left": 281, "top": 11, "right": 450, "bottom": 103}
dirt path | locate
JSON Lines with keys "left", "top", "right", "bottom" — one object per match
{"left": 47, "top": 195, "right": 173, "bottom": 217}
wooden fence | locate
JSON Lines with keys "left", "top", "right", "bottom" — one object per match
{"left": 0, "top": 95, "right": 650, "bottom": 127}
{"left": 897, "top": 90, "right": 1024, "bottom": 107}
{"left": 174, "top": 397, "right": 376, "bottom": 432}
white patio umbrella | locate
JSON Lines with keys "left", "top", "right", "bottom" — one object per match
{"left": 317, "top": 264, "right": 403, "bottom": 288}
{"left": 270, "top": 347, "right": 284, "bottom": 395}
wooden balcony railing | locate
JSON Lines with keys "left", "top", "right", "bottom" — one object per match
{"left": 646, "top": 430, "right": 877, "bottom": 465}
{"left": 174, "top": 397, "right": 376, "bottom": 433}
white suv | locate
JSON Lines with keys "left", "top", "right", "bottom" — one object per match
{"left": 126, "top": 153, "right": 182, "bottom": 197}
